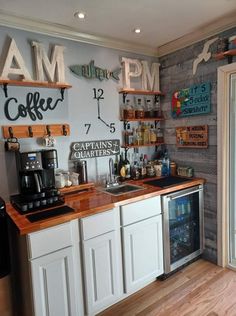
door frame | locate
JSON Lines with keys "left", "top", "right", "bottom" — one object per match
{"left": 217, "top": 62, "right": 236, "bottom": 267}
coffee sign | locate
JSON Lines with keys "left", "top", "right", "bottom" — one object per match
{"left": 70, "top": 139, "right": 120, "bottom": 159}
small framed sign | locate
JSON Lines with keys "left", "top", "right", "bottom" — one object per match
{"left": 172, "top": 82, "right": 211, "bottom": 118}
{"left": 176, "top": 125, "right": 208, "bottom": 148}
{"left": 70, "top": 139, "right": 120, "bottom": 159}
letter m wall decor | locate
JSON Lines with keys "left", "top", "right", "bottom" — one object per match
{"left": 171, "top": 82, "right": 211, "bottom": 118}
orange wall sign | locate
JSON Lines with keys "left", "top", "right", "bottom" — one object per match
{"left": 176, "top": 125, "right": 208, "bottom": 148}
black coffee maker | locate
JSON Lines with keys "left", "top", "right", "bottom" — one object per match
{"left": 11, "top": 149, "right": 64, "bottom": 213}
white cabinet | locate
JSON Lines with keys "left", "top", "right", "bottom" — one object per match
{"left": 30, "top": 247, "right": 79, "bottom": 316}
{"left": 121, "top": 198, "right": 163, "bottom": 294}
{"left": 27, "top": 220, "right": 84, "bottom": 316}
{"left": 81, "top": 208, "right": 122, "bottom": 315}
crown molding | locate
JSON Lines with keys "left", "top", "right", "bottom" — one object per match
{"left": 157, "top": 10, "right": 236, "bottom": 57}
{"left": 0, "top": 11, "right": 158, "bottom": 57}
{"left": 1, "top": 10, "right": 236, "bottom": 58}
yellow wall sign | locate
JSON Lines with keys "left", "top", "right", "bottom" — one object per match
{"left": 176, "top": 125, "right": 208, "bottom": 148}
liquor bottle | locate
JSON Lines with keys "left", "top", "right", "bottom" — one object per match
{"left": 150, "top": 124, "right": 157, "bottom": 143}
{"left": 144, "top": 99, "right": 152, "bottom": 118}
{"left": 162, "top": 152, "right": 170, "bottom": 176}
{"left": 139, "top": 154, "right": 147, "bottom": 178}
{"left": 135, "top": 98, "right": 145, "bottom": 119}
{"left": 143, "top": 123, "right": 150, "bottom": 145}
{"left": 153, "top": 97, "right": 162, "bottom": 118}
{"left": 114, "top": 154, "right": 119, "bottom": 175}
{"left": 123, "top": 99, "right": 135, "bottom": 119}
{"left": 124, "top": 152, "right": 131, "bottom": 179}
{"left": 118, "top": 153, "right": 126, "bottom": 181}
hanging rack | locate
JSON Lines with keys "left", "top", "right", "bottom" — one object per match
{"left": 2, "top": 124, "right": 70, "bottom": 139}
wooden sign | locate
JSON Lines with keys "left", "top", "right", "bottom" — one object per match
{"left": 70, "top": 139, "right": 120, "bottom": 159}
{"left": 176, "top": 125, "right": 208, "bottom": 148}
{"left": 172, "top": 82, "right": 211, "bottom": 118}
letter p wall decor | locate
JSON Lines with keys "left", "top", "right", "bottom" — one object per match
{"left": 121, "top": 57, "right": 160, "bottom": 91}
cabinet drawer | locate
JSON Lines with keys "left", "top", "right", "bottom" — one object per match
{"left": 27, "top": 220, "right": 79, "bottom": 259}
{"left": 120, "top": 196, "right": 161, "bottom": 226}
{"left": 81, "top": 209, "right": 117, "bottom": 241}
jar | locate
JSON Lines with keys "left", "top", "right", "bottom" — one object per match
{"left": 146, "top": 162, "right": 155, "bottom": 177}
{"left": 170, "top": 162, "right": 177, "bottom": 176}
{"left": 69, "top": 172, "right": 79, "bottom": 186}
{"left": 55, "top": 173, "right": 65, "bottom": 189}
{"left": 62, "top": 171, "right": 72, "bottom": 187}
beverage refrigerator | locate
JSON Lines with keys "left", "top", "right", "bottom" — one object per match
{"left": 162, "top": 184, "right": 204, "bottom": 274}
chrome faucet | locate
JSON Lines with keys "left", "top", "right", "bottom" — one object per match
{"left": 106, "top": 158, "right": 119, "bottom": 188}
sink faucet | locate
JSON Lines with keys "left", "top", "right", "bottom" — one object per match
{"left": 106, "top": 158, "right": 119, "bottom": 188}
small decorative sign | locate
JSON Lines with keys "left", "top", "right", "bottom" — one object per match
{"left": 69, "top": 60, "right": 121, "bottom": 81}
{"left": 70, "top": 139, "right": 120, "bottom": 159}
{"left": 176, "top": 125, "right": 208, "bottom": 148}
{"left": 172, "top": 82, "right": 211, "bottom": 118}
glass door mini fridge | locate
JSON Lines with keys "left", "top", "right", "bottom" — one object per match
{"left": 162, "top": 184, "right": 203, "bottom": 274}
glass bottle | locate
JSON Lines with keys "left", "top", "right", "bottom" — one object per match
{"left": 123, "top": 99, "right": 135, "bottom": 119}
{"left": 145, "top": 99, "right": 152, "bottom": 118}
{"left": 124, "top": 152, "right": 131, "bottom": 179}
{"left": 157, "top": 128, "right": 164, "bottom": 143}
{"left": 150, "top": 124, "right": 157, "bottom": 143}
{"left": 153, "top": 97, "right": 162, "bottom": 118}
{"left": 135, "top": 98, "right": 145, "bottom": 119}
{"left": 162, "top": 152, "right": 170, "bottom": 176}
{"left": 143, "top": 123, "right": 150, "bottom": 145}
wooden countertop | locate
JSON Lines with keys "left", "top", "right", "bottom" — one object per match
{"left": 6, "top": 177, "right": 205, "bottom": 235}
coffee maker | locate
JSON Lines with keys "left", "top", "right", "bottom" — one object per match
{"left": 10, "top": 149, "right": 64, "bottom": 213}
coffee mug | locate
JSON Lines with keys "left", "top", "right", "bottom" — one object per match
{"left": 43, "top": 135, "right": 56, "bottom": 147}
{"left": 5, "top": 137, "right": 20, "bottom": 151}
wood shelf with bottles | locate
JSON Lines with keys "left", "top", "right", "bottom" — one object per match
{"left": 119, "top": 89, "right": 165, "bottom": 96}
{"left": 121, "top": 142, "right": 164, "bottom": 149}
{"left": 120, "top": 117, "right": 164, "bottom": 122}
{"left": 213, "top": 49, "right": 236, "bottom": 62}
{"left": 0, "top": 79, "right": 72, "bottom": 99}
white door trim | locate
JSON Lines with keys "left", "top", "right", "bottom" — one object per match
{"left": 217, "top": 62, "right": 236, "bottom": 267}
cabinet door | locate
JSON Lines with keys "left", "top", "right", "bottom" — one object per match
{"left": 82, "top": 230, "right": 122, "bottom": 315}
{"left": 30, "top": 247, "right": 80, "bottom": 316}
{"left": 122, "top": 215, "right": 163, "bottom": 293}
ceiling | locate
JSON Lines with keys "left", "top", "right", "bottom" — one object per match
{"left": 1, "top": 0, "right": 236, "bottom": 56}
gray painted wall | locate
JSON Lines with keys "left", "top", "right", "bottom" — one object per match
{"left": 160, "top": 26, "right": 236, "bottom": 263}
{"left": 0, "top": 26, "right": 158, "bottom": 202}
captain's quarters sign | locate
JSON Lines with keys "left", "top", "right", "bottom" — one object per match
{"left": 70, "top": 139, "right": 120, "bottom": 159}
{"left": 176, "top": 125, "right": 208, "bottom": 148}
{"left": 172, "top": 82, "right": 211, "bottom": 118}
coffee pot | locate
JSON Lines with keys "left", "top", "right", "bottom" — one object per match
{"left": 11, "top": 149, "right": 64, "bottom": 213}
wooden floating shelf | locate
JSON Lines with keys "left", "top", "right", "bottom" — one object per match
{"left": 120, "top": 117, "right": 164, "bottom": 122}
{"left": 121, "top": 142, "right": 164, "bottom": 148}
{"left": 214, "top": 49, "right": 236, "bottom": 60}
{"left": 2, "top": 124, "right": 70, "bottom": 139}
{"left": 119, "top": 89, "right": 165, "bottom": 96}
{"left": 0, "top": 79, "right": 72, "bottom": 89}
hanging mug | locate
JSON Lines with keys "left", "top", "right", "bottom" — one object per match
{"left": 5, "top": 137, "right": 20, "bottom": 152}
{"left": 42, "top": 135, "right": 56, "bottom": 147}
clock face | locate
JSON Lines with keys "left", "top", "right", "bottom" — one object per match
{"left": 84, "top": 88, "right": 116, "bottom": 135}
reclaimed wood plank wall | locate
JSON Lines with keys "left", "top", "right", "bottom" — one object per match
{"left": 159, "top": 27, "right": 236, "bottom": 263}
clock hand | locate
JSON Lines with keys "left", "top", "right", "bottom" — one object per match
{"left": 97, "top": 98, "right": 110, "bottom": 128}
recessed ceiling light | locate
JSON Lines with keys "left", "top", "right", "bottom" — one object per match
{"left": 134, "top": 28, "right": 141, "bottom": 34}
{"left": 74, "top": 11, "right": 86, "bottom": 19}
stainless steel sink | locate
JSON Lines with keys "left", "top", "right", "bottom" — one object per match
{"left": 102, "top": 183, "right": 144, "bottom": 196}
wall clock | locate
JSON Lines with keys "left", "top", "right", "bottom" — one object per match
{"left": 84, "top": 88, "right": 116, "bottom": 134}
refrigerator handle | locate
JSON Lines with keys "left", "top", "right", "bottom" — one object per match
{"left": 167, "top": 187, "right": 203, "bottom": 201}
